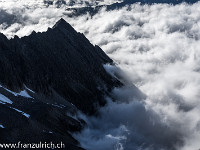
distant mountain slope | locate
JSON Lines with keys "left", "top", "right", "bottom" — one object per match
{"left": 43, "top": 0, "right": 122, "bottom": 7}
{"left": 0, "top": 18, "right": 121, "bottom": 149}
{"left": 110, "top": 0, "right": 199, "bottom": 6}
{"left": 67, "top": 0, "right": 199, "bottom": 16}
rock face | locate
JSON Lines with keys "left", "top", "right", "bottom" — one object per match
{"left": 0, "top": 18, "right": 121, "bottom": 149}
{"left": 0, "top": 18, "right": 121, "bottom": 114}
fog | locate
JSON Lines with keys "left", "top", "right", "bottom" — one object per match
{"left": 1, "top": 1, "right": 200, "bottom": 149}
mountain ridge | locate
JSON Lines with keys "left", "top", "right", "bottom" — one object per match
{"left": 0, "top": 18, "right": 121, "bottom": 114}
{"left": 0, "top": 18, "right": 121, "bottom": 149}
{"left": 66, "top": 0, "right": 199, "bottom": 16}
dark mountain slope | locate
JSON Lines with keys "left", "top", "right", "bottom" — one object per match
{"left": 0, "top": 18, "right": 121, "bottom": 114}
{"left": 0, "top": 85, "right": 85, "bottom": 150}
{"left": 0, "top": 18, "right": 121, "bottom": 149}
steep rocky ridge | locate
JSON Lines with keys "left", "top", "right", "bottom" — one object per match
{"left": 0, "top": 18, "right": 121, "bottom": 149}
{"left": 0, "top": 18, "right": 121, "bottom": 114}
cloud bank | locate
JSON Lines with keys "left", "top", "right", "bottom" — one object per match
{"left": 1, "top": 1, "right": 200, "bottom": 150}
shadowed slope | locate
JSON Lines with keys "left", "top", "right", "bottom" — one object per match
{"left": 0, "top": 18, "right": 121, "bottom": 114}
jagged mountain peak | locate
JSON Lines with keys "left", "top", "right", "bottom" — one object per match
{"left": 53, "top": 18, "right": 67, "bottom": 28}
{"left": 52, "top": 18, "right": 75, "bottom": 32}
{"left": 0, "top": 18, "right": 121, "bottom": 114}
{"left": 0, "top": 18, "right": 121, "bottom": 148}
{"left": 0, "top": 32, "right": 7, "bottom": 40}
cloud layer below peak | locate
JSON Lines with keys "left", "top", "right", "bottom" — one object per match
{"left": 1, "top": 1, "right": 200, "bottom": 150}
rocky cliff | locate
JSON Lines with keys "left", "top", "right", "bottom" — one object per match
{"left": 0, "top": 18, "right": 121, "bottom": 149}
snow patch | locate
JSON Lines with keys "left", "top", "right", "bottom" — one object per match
{"left": 0, "top": 124, "right": 5, "bottom": 128}
{"left": 25, "top": 85, "right": 35, "bottom": 93}
{"left": 0, "top": 85, "right": 34, "bottom": 99}
{"left": 18, "top": 90, "right": 33, "bottom": 99}
{"left": 47, "top": 103, "right": 66, "bottom": 109}
{"left": 10, "top": 107, "right": 30, "bottom": 118}
{"left": 0, "top": 93, "right": 13, "bottom": 104}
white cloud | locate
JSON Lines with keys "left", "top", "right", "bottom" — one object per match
{"left": 1, "top": 1, "right": 200, "bottom": 149}
{"left": 68, "top": 3, "right": 200, "bottom": 150}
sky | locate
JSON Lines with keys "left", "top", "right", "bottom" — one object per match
{"left": 0, "top": 1, "right": 200, "bottom": 150}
